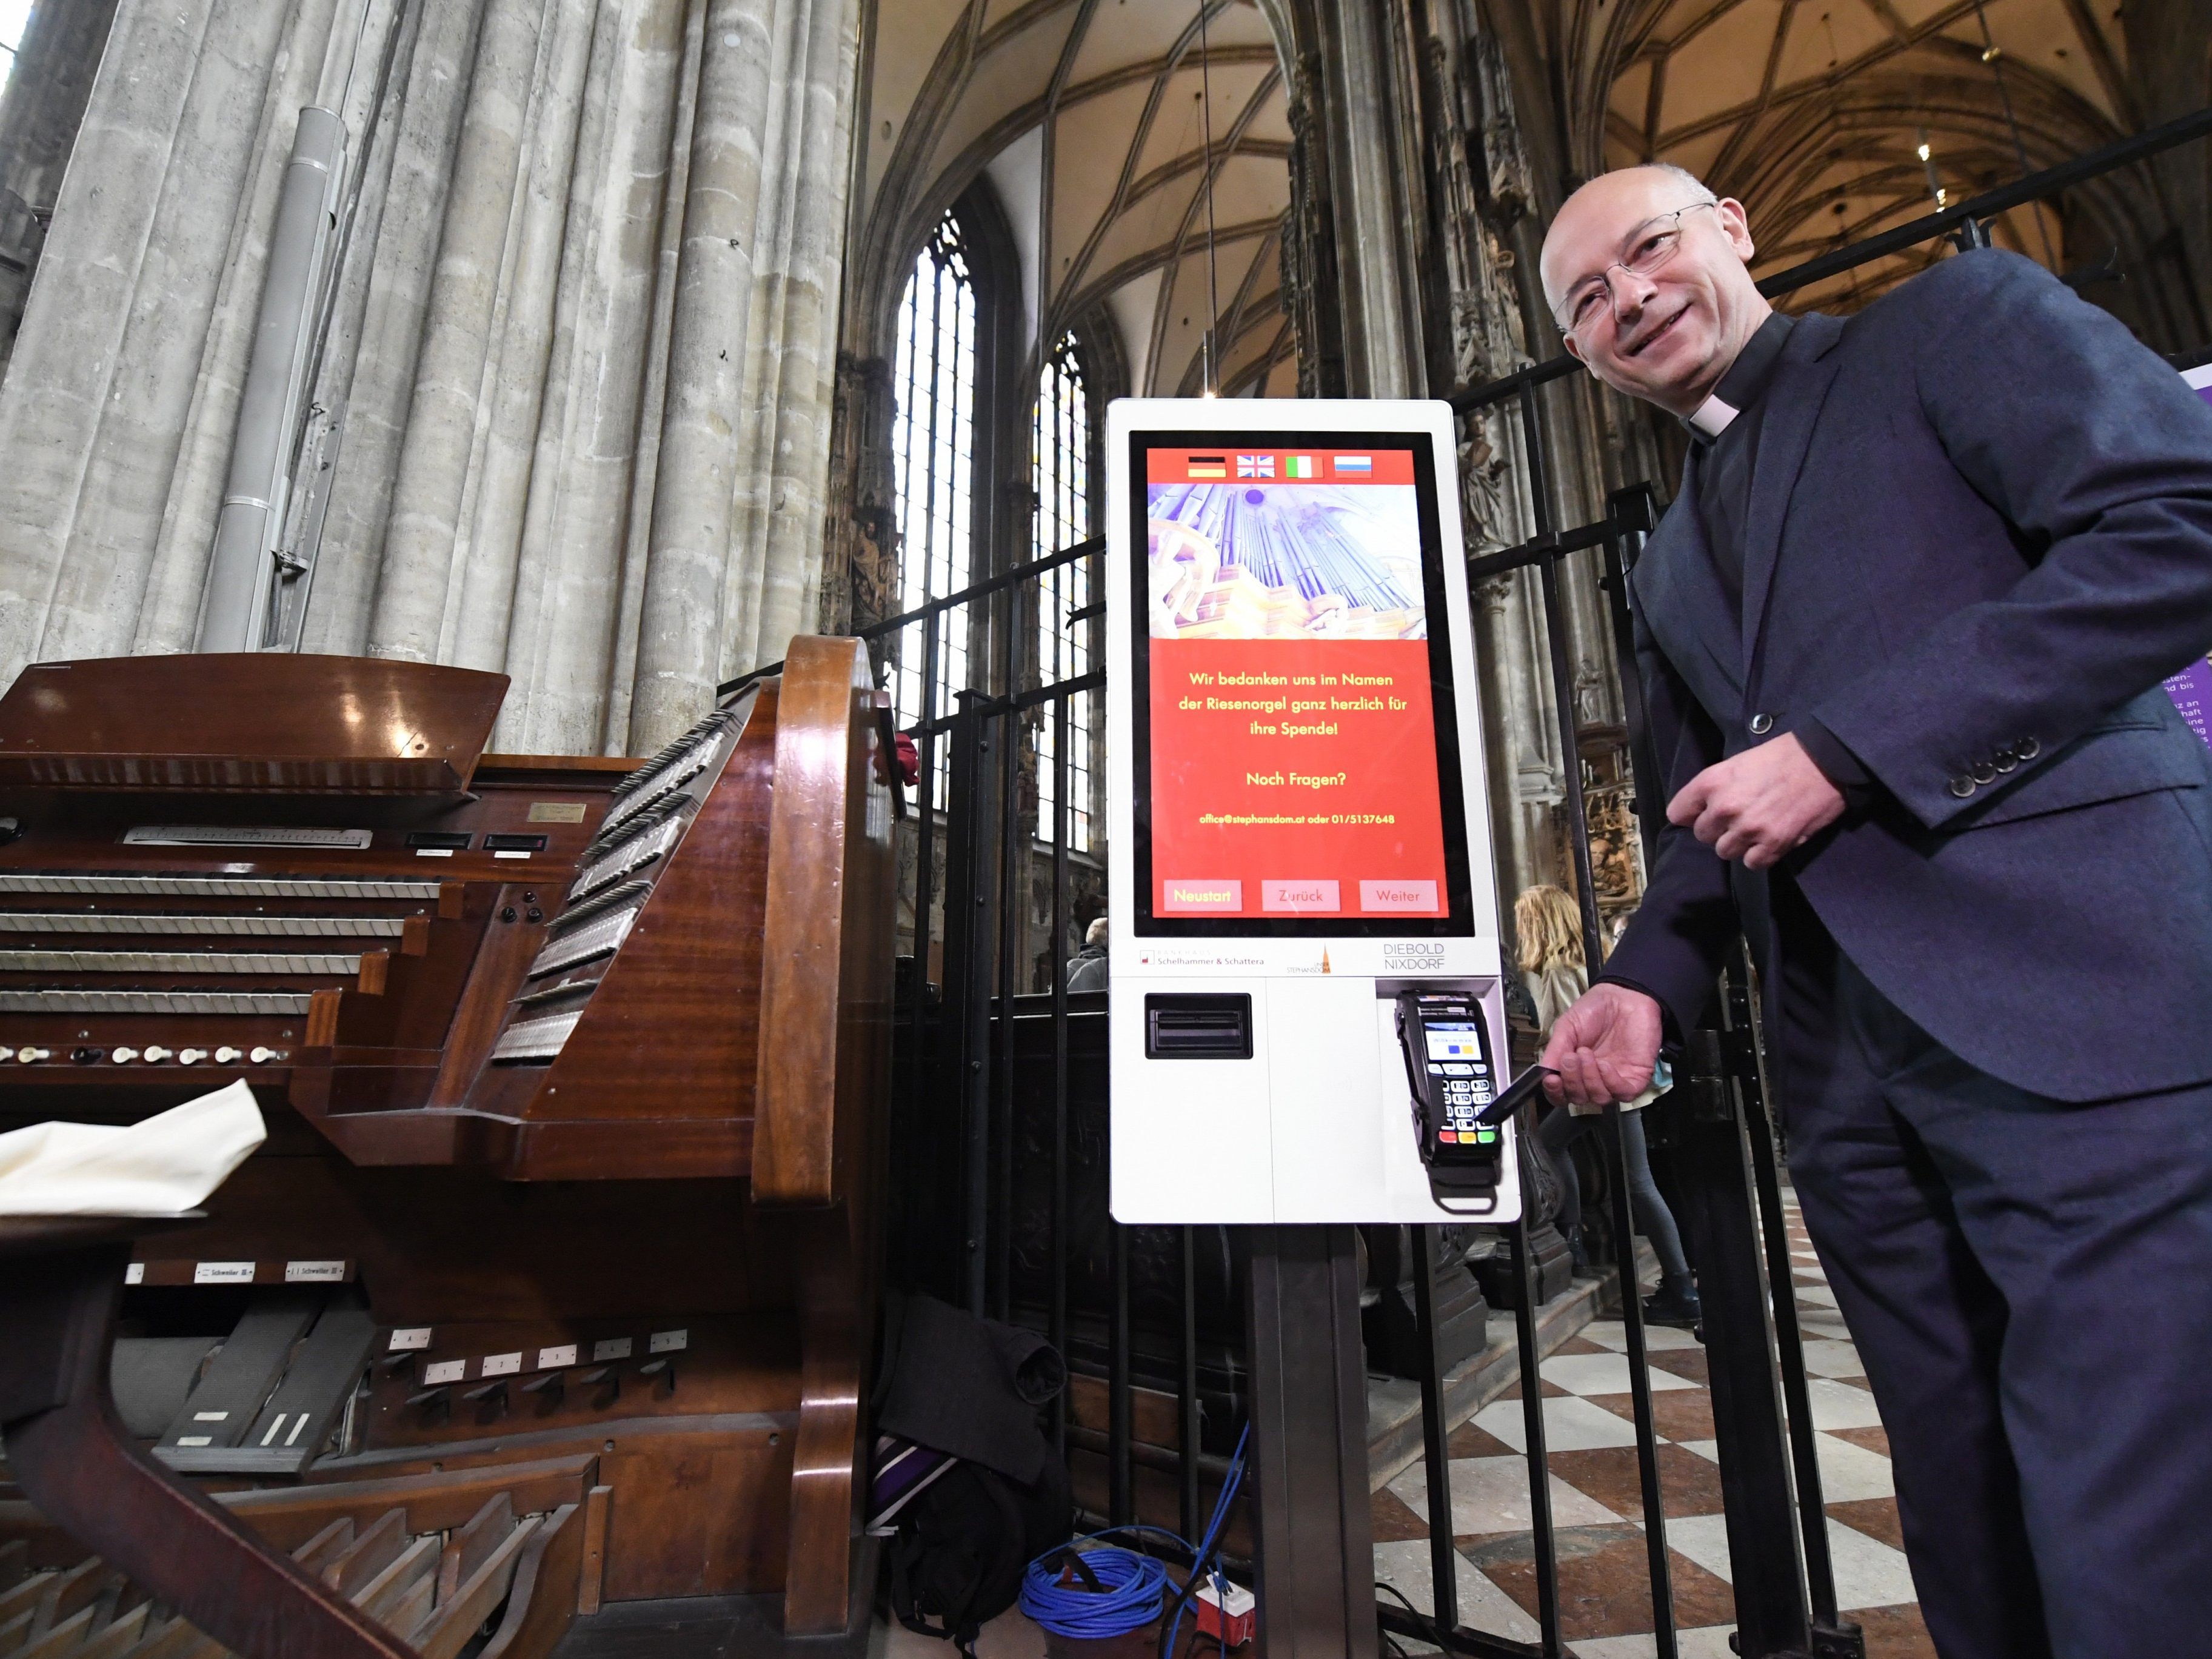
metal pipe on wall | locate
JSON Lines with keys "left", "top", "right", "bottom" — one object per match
{"left": 197, "top": 105, "right": 344, "bottom": 654}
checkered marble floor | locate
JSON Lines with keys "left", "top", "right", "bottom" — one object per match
{"left": 1374, "top": 1190, "right": 1936, "bottom": 1658}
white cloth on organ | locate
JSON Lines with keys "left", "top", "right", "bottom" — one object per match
{"left": 0, "top": 1080, "right": 266, "bottom": 1217}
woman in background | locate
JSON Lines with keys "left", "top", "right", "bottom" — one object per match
{"left": 1517, "top": 885, "right": 1702, "bottom": 1329}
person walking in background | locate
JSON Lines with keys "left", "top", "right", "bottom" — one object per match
{"left": 1066, "top": 916, "right": 1109, "bottom": 993}
{"left": 1517, "top": 886, "right": 1700, "bottom": 1327}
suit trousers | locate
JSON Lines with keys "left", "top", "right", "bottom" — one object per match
{"left": 1769, "top": 879, "right": 2212, "bottom": 1659}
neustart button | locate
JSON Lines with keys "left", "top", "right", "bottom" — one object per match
{"left": 1163, "top": 879, "right": 1244, "bottom": 913}
{"left": 1261, "top": 879, "right": 1340, "bottom": 913}
{"left": 1360, "top": 879, "right": 1439, "bottom": 913}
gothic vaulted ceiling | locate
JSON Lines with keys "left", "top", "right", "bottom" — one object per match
{"left": 850, "top": 0, "right": 1298, "bottom": 397}
{"left": 1559, "top": 0, "right": 2171, "bottom": 309}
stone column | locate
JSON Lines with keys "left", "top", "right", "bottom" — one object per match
{"left": 628, "top": 0, "right": 859, "bottom": 751}
{"left": 625, "top": 0, "right": 776, "bottom": 749}
{"left": 366, "top": 0, "right": 552, "bottom": 664}
{"left": 298, "top": 0, "right": 491, "bottom": 658}
{"left": 494, "top": 0, "right": 690, "bottom": 754}
{"left": 1311, "top": 0, "right": 1423, "bottom": 398}
{"left": 0, "top": 0, "right": 120, "bottom": 376}
{"left": 719, "top": 0, "right": 858, "bottom": 676}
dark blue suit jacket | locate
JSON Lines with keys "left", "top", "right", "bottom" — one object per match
{"left": 1604, "top": 250, "right": 2212, "bottom": 1103}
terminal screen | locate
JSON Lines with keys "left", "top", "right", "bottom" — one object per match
{"left": 1425, "top": 1024, "right": 1483, "bottom": 1062}
{"left": 1130, "top": 433, "right": 1474, "bottom": 936}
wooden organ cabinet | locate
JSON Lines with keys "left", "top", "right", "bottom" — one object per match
{"left": 0, "top": 639, "right": 897, "bottom": 1659}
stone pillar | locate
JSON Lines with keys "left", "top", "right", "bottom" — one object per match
{"left": 367, "top": 0, "right": 554, "bottom": 664}
{"left": 0, "top": 0, "right": 864, "bottom": 758}
{"left": 298, "top": 0, "right": 494, "bottom": 659}
{"left": 629, "top": 0, "right": 859, "bottom": 751}
{"left": 626, "top": 0, "right": 774, "bottom": 749}
{"left": 0, "top": 0, "right": 119, "bottom": 376}
{"left": 1311, "top": 0, "right": 1422, "bottom": 399}
{"left": 495, "top": 0, "right": 691, "bottom": 755}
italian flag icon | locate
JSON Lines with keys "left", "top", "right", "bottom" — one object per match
{"left": 1285, "top": 455, "right": 1316, "bottom": 478}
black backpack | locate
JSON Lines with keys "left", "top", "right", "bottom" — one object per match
{"left": 886, "top": 1455, "right": 1072, "bottom": 1657}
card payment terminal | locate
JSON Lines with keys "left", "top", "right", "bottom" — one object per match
{"left": 1395, "top": 990, "right": 1503, "bottom": 1200}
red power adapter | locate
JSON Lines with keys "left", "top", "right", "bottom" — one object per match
{"left": 1195, "top": 1578, "right": 1255, "bottom": 1649}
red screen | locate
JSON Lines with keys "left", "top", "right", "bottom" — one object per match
{"left": 1142, "top": 445, "right": 1449, "bottom": 921}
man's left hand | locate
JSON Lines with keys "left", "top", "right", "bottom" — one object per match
{"left": 1668, "top": 734, "right": 1846, "bottom": 870}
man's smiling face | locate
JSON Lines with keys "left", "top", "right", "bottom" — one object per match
{"left": 1540, "top": 167, "right": 1772, "bottom": 418}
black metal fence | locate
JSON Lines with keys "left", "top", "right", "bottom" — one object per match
{"left": 724, "top": 110, "right": 2212, "bottom": 1658}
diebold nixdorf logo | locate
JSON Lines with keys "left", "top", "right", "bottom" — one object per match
{"left": 1382, "top": 941, "right": 1446, "bottom": 968}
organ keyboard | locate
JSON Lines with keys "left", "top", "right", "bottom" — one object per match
{"left": 0, "top": 642, "right": 897, "bottom": 1657}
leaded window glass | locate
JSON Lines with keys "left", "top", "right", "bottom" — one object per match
{"left": 1033, "top": 330, "right": 1094, "bottom": 850}
{"left": 890, "top": 213, "right": 978, "bottom": 810}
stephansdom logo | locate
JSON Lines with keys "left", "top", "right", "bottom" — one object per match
{"left": 1383, "top": 942, "right": 1447, "bottom": 969}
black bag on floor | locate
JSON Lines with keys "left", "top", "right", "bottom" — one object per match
{"left": 874, "top": 1293, "right": 1072, "bottom": 1657}
{"left": 886, "top": 1455, "right": 1071, "bottom": 1657}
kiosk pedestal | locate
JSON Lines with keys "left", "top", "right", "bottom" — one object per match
{"left": 1245, "top": 1226, "right": 1377, "bottom": 1659}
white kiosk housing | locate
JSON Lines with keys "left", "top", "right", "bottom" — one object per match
{"left": 1103, "top": 398, "right": 1520, "bottom": 1225}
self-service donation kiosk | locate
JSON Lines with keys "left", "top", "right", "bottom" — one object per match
{"left": 1104, "top": 399, "right": 1520, "bottom": 1225}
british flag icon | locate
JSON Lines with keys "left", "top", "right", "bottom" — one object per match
{"left": 1235, "top": 454, "right": 1275, "bottom": 478}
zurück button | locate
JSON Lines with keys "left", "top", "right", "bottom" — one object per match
{"left": 1261, "top": 879, "right": 1340, "bottom": 913}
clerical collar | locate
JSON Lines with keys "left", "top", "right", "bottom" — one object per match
{"left": 1683, "top": 312, "right": 1795, "bottom": 445}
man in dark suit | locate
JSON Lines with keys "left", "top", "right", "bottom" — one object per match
{"left": 1534, "top": 163, "right": 2212, "bottom": 1657}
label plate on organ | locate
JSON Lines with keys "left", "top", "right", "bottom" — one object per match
{"left": 422, "top": 1360, "right": 465, "bottom": 1385}
{"left": 649, "top": 1329, "right": 689, "bottom": 1354}
{"left": 389, "top": 1327, "right": 432, "bottom": 1352}
{"left": 592, "top": 1337, "right": 633, "bottom": 1361}
{"left": 481, "top": 1352, "right": 523, "bottom": 1377}
{"left": 123, "top": 826, "right": 375, "bottom": 849}
{"left": 193, "top": 1261, "right": 255, "bottom": 1284}
{"left": 528, "top": 803, "right": 588, "bottom": 823}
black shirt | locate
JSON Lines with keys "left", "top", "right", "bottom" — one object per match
{"left": 1683, "top": 313, "right": 1871, "bottom": 798}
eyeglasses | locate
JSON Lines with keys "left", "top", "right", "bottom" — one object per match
{"left": 1554, "top": 201, "right": 1719, "bottom": 338}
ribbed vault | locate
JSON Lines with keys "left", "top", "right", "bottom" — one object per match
{"left": 849, "top": 0, "right": 1297, "bottom": 396}
{"left": 1554, "top": 0, "right": 2206, "bottom": 318}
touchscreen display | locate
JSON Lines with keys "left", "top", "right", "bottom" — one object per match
{"left": 1133, "top": 436, "right": 1470, "bottom": 933}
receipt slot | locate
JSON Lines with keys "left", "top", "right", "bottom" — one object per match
{"left": 1103, "top": 399, "right": 1520, "bottom": 1224}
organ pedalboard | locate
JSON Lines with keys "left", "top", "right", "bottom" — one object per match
{"left": 0, "top": 644, "right": 899, "bottom": 1657}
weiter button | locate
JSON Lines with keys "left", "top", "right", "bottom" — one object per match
{"left": 1161, "top": 878, "right": 1243, "bottom": 913}
{"left": 1360, "top": 878, "right": 1438, "bottom": 913}
{"left": 1261, "top": 878, "right": 1341, "bottom": 913}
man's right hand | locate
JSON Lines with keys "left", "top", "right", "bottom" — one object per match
{"left": 1539, "top": 982, "right": 1665, "bottom": 1107}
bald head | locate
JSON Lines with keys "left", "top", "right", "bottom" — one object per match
{"left": 1540, "top": 165, "right": 1773, "bottom": 418}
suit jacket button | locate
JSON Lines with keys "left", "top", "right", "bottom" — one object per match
{"left": 1994, "top": 748, "right": 2019, "bottom": 773}
{"left": 1748, "top": 712, "right": 1774, "bottom": 735}
{"left": 1971, "top": 760, "right": 1997, "bottom": 783}
{"left": 1948, "top": 775, "right": 1976, "bottom": 798}
{"left": 2017, "top": 736, "right": 2040, "bottom": 760}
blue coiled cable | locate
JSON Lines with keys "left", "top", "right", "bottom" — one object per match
{"left": 1016, "top": 1426, "right": 1254, "bottom": 1654}
{"left": 1020, "top": 1526, "right": 1186, "bottom": 1640}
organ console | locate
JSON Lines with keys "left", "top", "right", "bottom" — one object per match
{"left": 0, "top": 639, "right": 898, "bottom": 1657}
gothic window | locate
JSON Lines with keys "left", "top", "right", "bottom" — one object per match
{"left": 1032, "top": 329, "right": 1094, "bottom": 850}
{"left": 890, "top": 212, "right": 978, "bottom": 809}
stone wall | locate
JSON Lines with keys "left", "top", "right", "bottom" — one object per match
{"left": 0, "top": 0, "right": 862, "bottom": 755}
